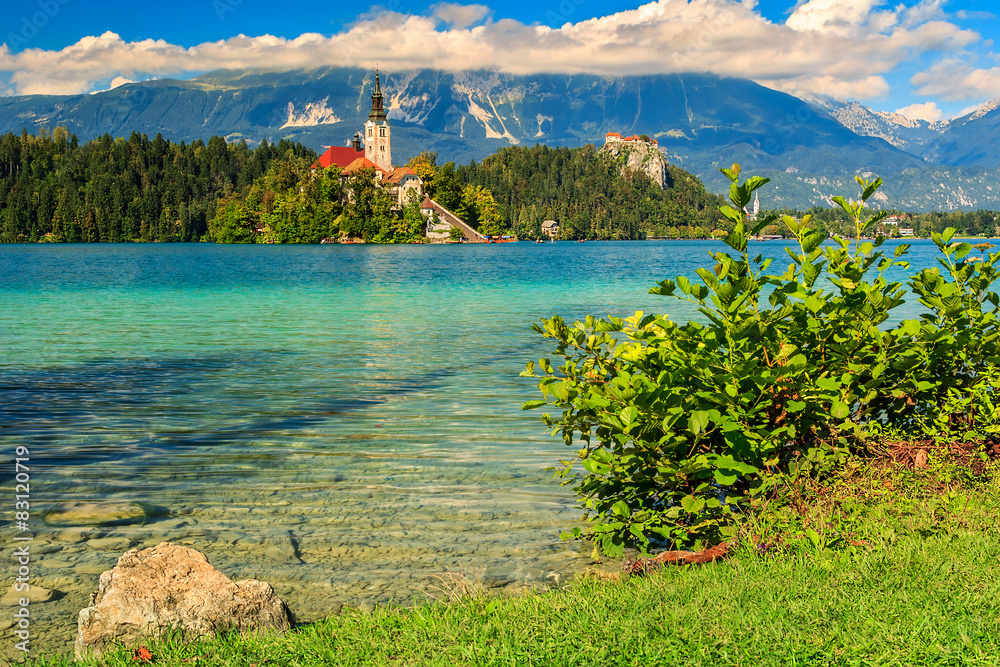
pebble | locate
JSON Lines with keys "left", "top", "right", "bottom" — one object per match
{"left": 87, "top": 537, "right": 133, "bottom": 552}
{"left": 33, "top": 544, "right": 63, "bottom": 555}
{"left": 2, "top": 584, "right": 57, "bottom": 605}
{"left": 44, "top": 501, "right": 147, "bottom": 527}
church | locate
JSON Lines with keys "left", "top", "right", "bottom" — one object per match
{"left": 311, "top": 71, "right": 423, "bottom": 207}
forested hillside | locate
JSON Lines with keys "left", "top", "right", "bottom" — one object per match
{"left": 453, "top": 144, "right": 725, "bottom": 239}
{"left": 0, "top": 128, "right": 314, "bottom": 243}
{"left": 2, "top": 130, "right": 727, "bottom": 244}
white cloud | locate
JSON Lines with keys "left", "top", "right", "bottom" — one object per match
{"left": 956, "top": 103, "right": 981, "bottom": 117}
{"left": 911, "top": 58, "right": 1000, "bottom": 100}
{"left": 89, "top": 76, "right": 137, "bottom": 94}
{"left": 786, "top": 0, "right": 895, "bottom": 36}
{"left": 894, "top": 101, "right": 944, "bottom": 121}
{"left": 0, "top": 0, "right": 983, "bottom": 102}
{"left": 431, "top": 3, "right": 491, "bottom": 28}
{"left": 956, "top": 9, "right": 997, "bottom": 21}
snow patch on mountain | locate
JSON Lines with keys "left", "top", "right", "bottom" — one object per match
{"left": 810, "top": 99, "right": 947, "bottom": 155}
{"left": 969, "top": 99, "right": 1000, "bottom": 122}
{"left": 535, "top": 114, "right": 552, "bottom": 137}
{"left": 280, "top": 98, "right": 341, "bottom": 128}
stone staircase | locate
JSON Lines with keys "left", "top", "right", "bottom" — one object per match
{"left": 429, "top": 199, "right": 487, "bottom": 243}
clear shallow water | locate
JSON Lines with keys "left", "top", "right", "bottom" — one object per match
{"left": 0, "top": 239, "right": 959, "bottom": 656}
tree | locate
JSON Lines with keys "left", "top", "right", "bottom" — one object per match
{"left": 343, "top": 169, "right": 395, "bottom": 241}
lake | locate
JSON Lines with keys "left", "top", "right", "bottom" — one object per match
{"left": 0, "top": 238, "right": 966, "bottom": 657}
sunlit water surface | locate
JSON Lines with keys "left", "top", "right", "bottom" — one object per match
{"left": 0, "top": 239, "right": 956, "bottom": 656}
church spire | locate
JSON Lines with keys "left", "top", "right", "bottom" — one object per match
{"left": 369, "top": 69, "right": 387, "bottom": 122}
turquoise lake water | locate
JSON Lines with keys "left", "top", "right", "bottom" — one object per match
{"left": 0, "top": 239, "right": 967, "bottom": 656}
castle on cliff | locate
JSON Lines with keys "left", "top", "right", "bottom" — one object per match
{"left": 604, "top": 132, "right": 659, "bottom": 146}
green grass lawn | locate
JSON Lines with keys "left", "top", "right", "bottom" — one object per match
{"left": 34, "top": 460, "right": 1000, "bottom": 667}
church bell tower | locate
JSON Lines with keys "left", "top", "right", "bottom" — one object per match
{"left": 364, "top": 70, "right": 392, "bottom": 172}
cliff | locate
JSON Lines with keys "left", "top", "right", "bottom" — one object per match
{"left": 600, "top": 138, "right": 667, "bottom": 189}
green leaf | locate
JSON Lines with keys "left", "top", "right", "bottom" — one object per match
{"left": 600, "top": 533, "right": 624, "bottom": 558}
{"left": 719, "top": 163, "right": 741, "bottom": 183}
{"left": 860, "top": 177, "right": 883, "bottom": 202}
{"left": 713, "top": 469, "right": 739, "bottom": 485}
{"left": 521, "top": 400, "right": 548, "bottom": 410}
{"left": 689, "top": 410, "right": 711, "bottom": 435}
{"left": 831, "top": 195, "right": 852, "bottom": 215}
{"left": 620, "top": 406, "right": 637, "bottom": 426}
{"left": 612, "top": 500, "right": 631, "bottom": 517}
{"left": 831, "top": 401, "right": 850, "bottom": 419}
{"left": 802, "top": 229, "right": 826, "bottom": 254}
{"left": 861, "top": 210, "right": 887, "bottom": 232}
{"left": 729, "top": 182, "right": 748, "bottom": 209}
{"left": 650, "top": 279, "right": 676, "bottom": 296}
{"left": 719, "top": 205, "right": 744, "bottom": 225}
{"left": 806, "top": 527, "right": 822, "bottom": 548}
{"left": 744, "top": 175, "right": 771, "bottom": 193}
{"left": 751, "top": 214, "right": 778, "bottom": 236}
{"left": 680, "top": 495, "right": 705, "bottom": 514}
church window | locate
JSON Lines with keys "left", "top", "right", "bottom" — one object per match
{"left": 379, "top": 127, "right": 386, "bottom": 137}
{"left": 368, "top": 128, "right": 372, "bottom": 136}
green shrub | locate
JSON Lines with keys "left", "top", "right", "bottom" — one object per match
{"left": 523, "top": 165, "right": 1000, "bottom": 557}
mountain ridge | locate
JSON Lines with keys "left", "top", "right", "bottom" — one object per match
{"left": 1, "top": 67, "right": 997, "bottom": 211}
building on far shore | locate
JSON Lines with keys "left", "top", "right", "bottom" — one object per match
{"left": 542, "top": 219, "right": 559, "bottom": 239}
{"left": 310, "top": 70, "right": 423, "bottom": 207}
{"left": 604, "top": 132, "right": 659, "bottom": 146}
{"left": 744, "top": 192, "right": 760, "bottom": 221}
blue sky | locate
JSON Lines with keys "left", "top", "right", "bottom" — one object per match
{"left": 1, "top": 0, "right": 997, "bottom": 120}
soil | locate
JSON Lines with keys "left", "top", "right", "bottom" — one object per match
{"left": 876, "top": 437, "right": 1000, "bottom": 476}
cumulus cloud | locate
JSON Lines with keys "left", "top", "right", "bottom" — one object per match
{"left": 0, "top": 0, "right": 983, "bottom": 101}
{"left": 786, "top": 0, "right": 897, "bottom": 36}
{"left": 431, "top": 2, "right": 491, "bottom": 28}
{"left": 894, "top": 101, "right": 944, "bottom": 121}
{"left": 911, "top": 58, "right": 1000, "bottom": 100}
{"left": 89, "top": 76, "right": 137, "bottom": 94}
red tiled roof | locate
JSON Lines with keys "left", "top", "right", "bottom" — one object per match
{"left": 386, "top": 166, "right": 419, "bottom": 184}
{"left": 341, "top": 157, "right": 387, "bottom": 176}
{"left": 606, "top": 132, "right": 622, "bottom": 138}
{"left": 312, "top": 145, "right": 366, "bottom": 169}
{"left": 420, "top": 194, "right": 434, "bottom": 209}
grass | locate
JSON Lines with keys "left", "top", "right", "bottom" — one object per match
{"left": 31, "top": 457, "right": 1000, "bottom": 667}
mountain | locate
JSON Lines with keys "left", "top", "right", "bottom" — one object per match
{"left": 729, "top": 166, "right": 1000, "bottom": 212}
{"left": 0, "top": 68, "right": 921, "bottom": 177}
{"left": 922, "top": 100, "right": 1000, "bottom": 168}
{"left": 0, "top": 67, "right": 996, "bottom": 211}
{"left": 808, "top": 98, "right": 948, "bottom": 155}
